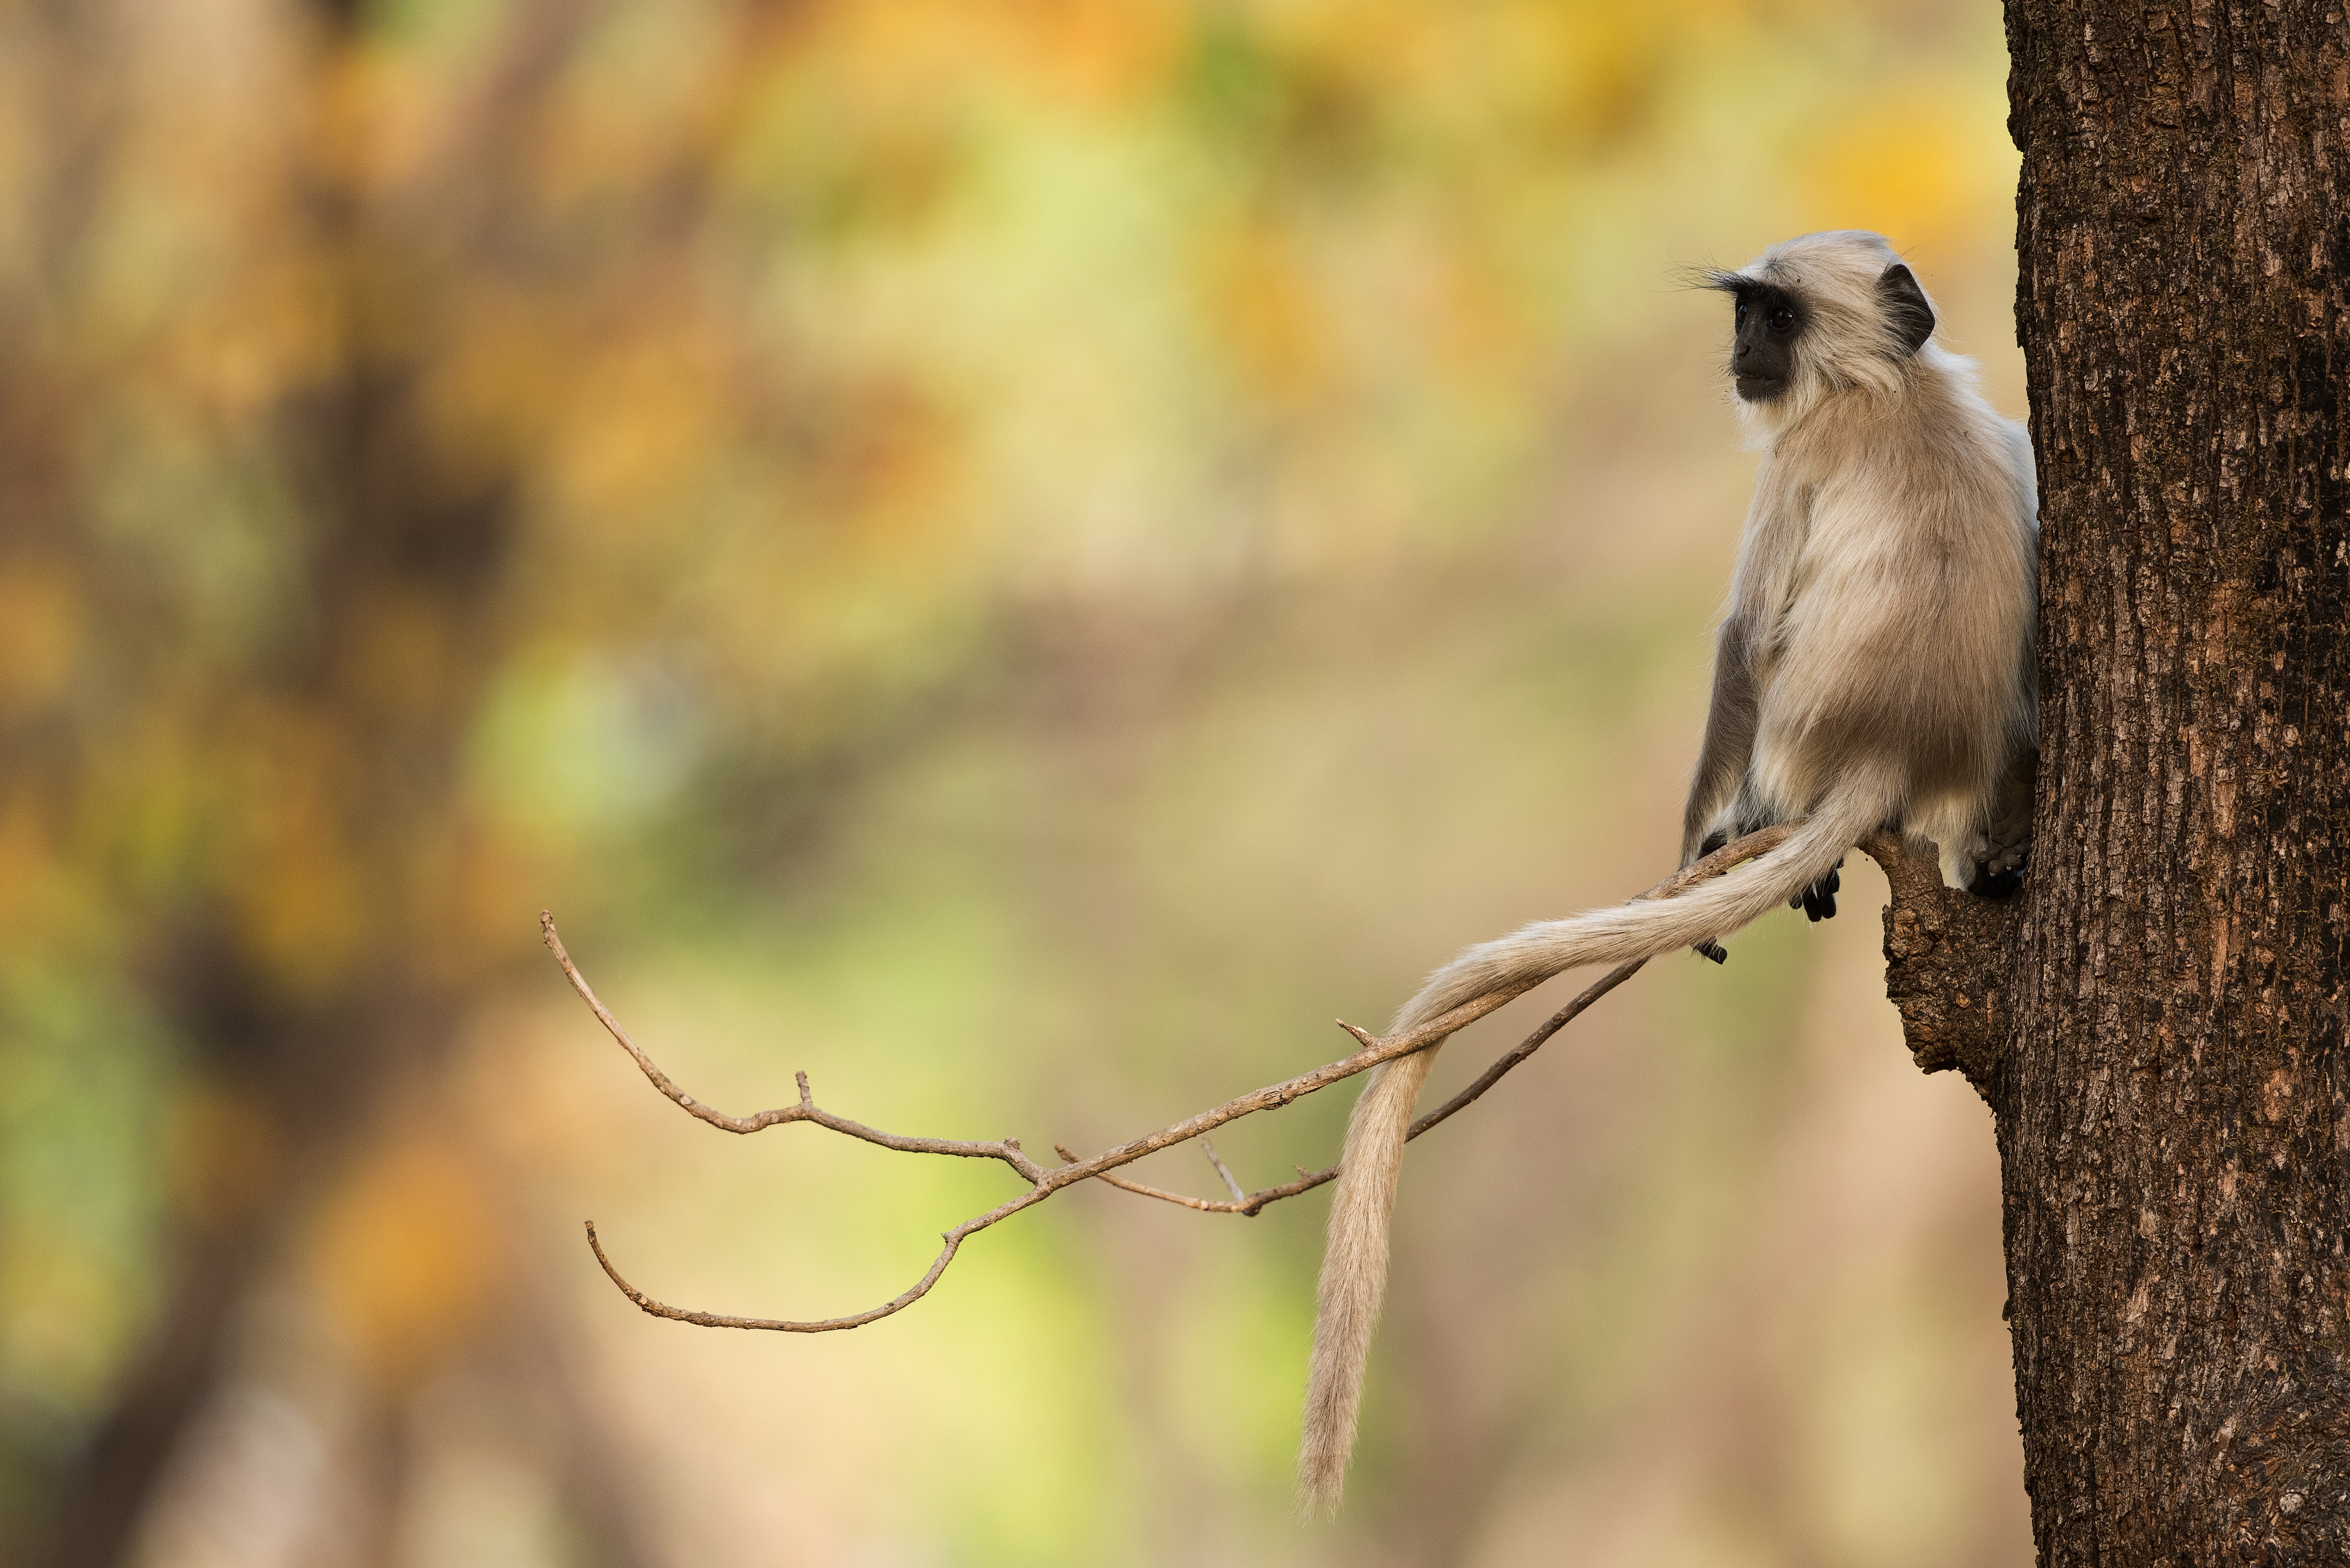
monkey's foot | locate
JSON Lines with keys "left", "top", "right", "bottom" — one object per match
{"left": 1790, "top": 859, "right": 1843, "bottom": 922}
{"left": 1967, "top": 861, "right": 2026, "bottom": 900}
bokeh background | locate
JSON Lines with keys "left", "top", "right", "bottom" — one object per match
{"left": 0, "top": 1, "right": 2033, "bottom": 1563}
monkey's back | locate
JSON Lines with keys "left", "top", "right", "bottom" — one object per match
{"left": 1737, "top": 348, "right": 2037, "bottom": 825}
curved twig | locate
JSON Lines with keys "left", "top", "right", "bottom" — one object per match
{"left": 553, "top": 821, "right": 1797, "bottom": 1328}
{"left": 586, "top": 1219, "right": 969, "bottom": 1332}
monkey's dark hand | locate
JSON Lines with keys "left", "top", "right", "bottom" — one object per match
{"left": 1968, "top": 846, "right": 2028, "bottom": 900}
{"left": 1789, "top": 859, "right": 1843, "bottom": 922}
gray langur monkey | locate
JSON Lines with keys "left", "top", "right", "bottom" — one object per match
{"left": 1298, "top": 231, "right": 2039, "bottom": 1513}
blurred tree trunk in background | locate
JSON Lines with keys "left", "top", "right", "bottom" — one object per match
{"left": 1988, "top": 0, "right": 2350, "bottom": 1558}
{"left": 28, "top": 3, "right": 648, "bottom": 1563}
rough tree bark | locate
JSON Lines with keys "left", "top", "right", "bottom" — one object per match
{"left": 1877, "top": 3, "right": 2350, "bottom": 1560}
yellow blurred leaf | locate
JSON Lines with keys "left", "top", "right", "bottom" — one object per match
{"left": 1196, "top": 216, "right": 1331, "bottom": 409}
{"left": 307, "top": 1129, "right": 503, "bottom": 1392}
{"left": 0, "top": 557, "right": 81, "bottom": 714}
{"left": 1795, "top": 86, "right": 2013, "bottom": 256}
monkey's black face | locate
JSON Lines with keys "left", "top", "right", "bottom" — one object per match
{"left": 1729, "top": 283, "right": 1804, "bottom": 402}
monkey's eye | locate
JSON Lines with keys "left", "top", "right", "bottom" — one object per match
{"left": 1734, "top": 301, "right": 1748, "bottom": 327}
{"left": 1767, "top": 305, "right": 1796, "bottom": 334}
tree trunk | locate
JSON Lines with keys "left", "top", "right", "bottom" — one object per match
{"left": 1882, "top": 3, "right": 2350, "bottom": 1560}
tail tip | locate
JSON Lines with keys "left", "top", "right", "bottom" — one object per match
{"left": 1295, "top": 1453, "right": 1347, "bottom": 1519}
{"left": 1296, "top": 1404, "right": 1355, "bottom": 1519}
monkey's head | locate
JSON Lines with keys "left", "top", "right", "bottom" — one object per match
{"left": 1704, "top": 231, "right": 1937, "bottom": 418}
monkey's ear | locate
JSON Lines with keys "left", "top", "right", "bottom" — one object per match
{"left": 1878, "top": 263, "right": 1935, "bottom": 356}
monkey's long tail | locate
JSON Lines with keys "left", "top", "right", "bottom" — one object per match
{"left": 1296, "top": 788, "right": 1888, "bottom": 1515}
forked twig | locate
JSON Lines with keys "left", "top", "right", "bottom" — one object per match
{"left": 1049, "top": 956, "right": 1646, "bottom": 1216}
{"left": 1201, "top": 1140, "right": 1248, "bottom": 1202}
{"left": 552, "top": 822, "right": 1796, "bottom": 1331}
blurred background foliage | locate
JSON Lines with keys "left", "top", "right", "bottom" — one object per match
{"left": 0, "top": 0, "right": 2029, "bottom": 1562}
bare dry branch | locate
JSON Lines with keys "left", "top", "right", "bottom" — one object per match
{"left": 553, "top": 821, "right": 1797, "bottom": 1330}
{"left": 543, "top": 915, "right": 1049, "bottom": 1173}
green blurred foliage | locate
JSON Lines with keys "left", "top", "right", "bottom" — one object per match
{"left": 0, "top": 0, "right": 2030, "bottom": 1563}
